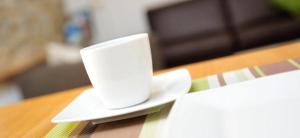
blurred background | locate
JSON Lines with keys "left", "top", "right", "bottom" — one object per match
{"left": 0, "top": 0, "right": 299, "bottom": 105}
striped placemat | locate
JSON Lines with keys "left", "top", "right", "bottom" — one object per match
{"left": 46, "top": 58, "right": 300, "bottom": 138}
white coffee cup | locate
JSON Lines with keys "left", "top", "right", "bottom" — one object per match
{"left": 80, "top": 34, "right": 153, "bottom": 109}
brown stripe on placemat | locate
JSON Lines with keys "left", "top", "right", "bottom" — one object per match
{"left": 70, "top": 121, "right": 89, "bottom": 138}
{"left": 78, "top": 122, "right": 98, "bottom": 138}
{"left": 217, "top": 74, "right": 226, "bottom": 86}
{"left": 90, "top": 116, "right": 146, "bottom": 138}
{"left": 249, "top": 67, "right": 261, "bottom": 78}
{"left": 259, "top": 61, "right": 297, "bottom": 75}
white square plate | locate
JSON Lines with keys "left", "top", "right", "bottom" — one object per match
{"left": 51, "top": 69, "right": 191, "bottom": 123}
{"left": 166, "top": 70, "right": 300, "bottom": 138}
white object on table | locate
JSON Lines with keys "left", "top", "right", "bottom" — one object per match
{"left": 52, "top": 69, "right": 191, "bottom": 123}
{"left": 80, "top": 34, "right": 153, "bottom": 109}
{"left": 165, "top": 70, "right": 300, "bottom": 138}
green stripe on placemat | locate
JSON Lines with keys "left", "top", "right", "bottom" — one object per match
{"left": 288, "top": 59, "right": 300, "bottom": 69}
{"left": 46, "top": 122, "right": 79, "bottom": 138}
{"left": 139, "top": 110, "right": 161, "bottom": 138}
{"left": 189, "top": 77, "right": 209, "bottom": 92}
{"left": 139, "top": 104, "right": 172, "bottom": 138}
{"left": 253, "top": 66, "right": 266, "bottom": 77}
{"left": 236, "top": 70, "right": 249, "bottom": 81}
{"left": 139, "top": 77, "right": 211, "bottom": 138}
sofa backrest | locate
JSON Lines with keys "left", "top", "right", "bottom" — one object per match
{"left": 148, "top": 0, "right": 228, "bottom": 45}
{"left": 226, "top": 0, "right": 282, "bottom": 27}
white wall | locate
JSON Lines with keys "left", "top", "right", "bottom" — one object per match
{"left": 64, "top": 0, "right": 187, "bottom": 43}
{"left": 144, "top": 0, "right": 187, "bottom": 9}
{"left": 92, "top": 0, "right": 148, "bottom": 42}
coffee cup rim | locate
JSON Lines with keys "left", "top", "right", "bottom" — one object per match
{"left": 80, "top": 33, "right": 148, "bottom": 54}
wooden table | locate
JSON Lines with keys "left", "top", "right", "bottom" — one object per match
{"left": 0, "top": 41, "right": 300, "bottom": 137}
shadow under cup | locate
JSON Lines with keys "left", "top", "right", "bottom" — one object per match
{"left": 80, "top": 34, "right": 153, "bottom": 109}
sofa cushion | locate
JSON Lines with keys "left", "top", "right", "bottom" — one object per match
{"left": 148, "top": 0, "right": 227, "bottom": 45}
{"left": 163, "top": 32, "right": 232, "bottom": 66}
{"left": 238, "top": 18, "right": 300, "bottom": 48}
{"left": 227, "top": 0, "right": 283, "bottom": 27}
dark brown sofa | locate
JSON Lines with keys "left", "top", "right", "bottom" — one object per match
{"left": 226, "top": 0, "right": 300, "bottom": 49}
{"left": 14, "top": 63, "right": 90, "bottom": 98}
{"left": 148, "top": 0, "right": 300, "bottom": 67}
{"left": 148, "top": 0, "right": 233, "bottom": 66}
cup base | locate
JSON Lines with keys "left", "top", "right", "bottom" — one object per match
{"left": 103, "top": 96, "right": 149, "bottom": 110}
